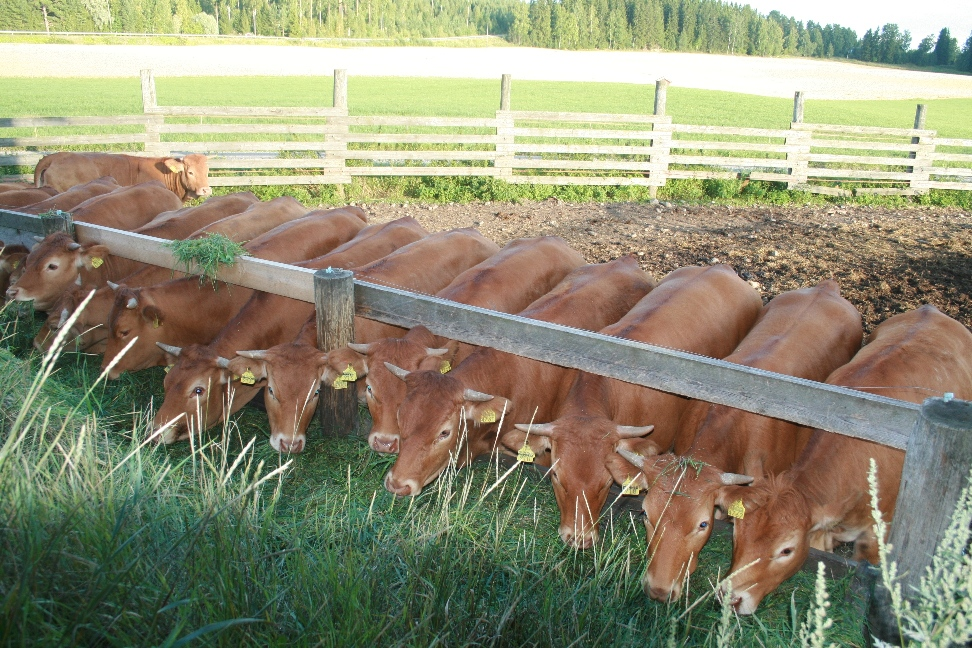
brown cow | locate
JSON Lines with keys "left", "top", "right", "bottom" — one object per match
{"left": 326, "top": 236, "right": 586, "bottom": 455}
{"left": 101, "top": 208, "right": 376, "bottom": 378}
{"left": 190, "top": 196, "right": 314, "bottom": 243}
{"left": 499, "top": 265, "right": 763, "bottom": 549}
{"left": 0, "top": 182, "right": 33, "bottom": 193}
{"left": 380, "top": 256, "right": 657, "bottom": 497}
{"left": 0, "top": 242, "right": 30, "bottom": 299}
{"left": 713, "top": 305, "right": 972, "bottom": 615}
{"left": 35, "top": 152, "right": 211, "bottom": 201}
{"left": 133, "top": 192, "right": 260, "bottom": 240}
{"left": 150, "top": 217, "right": 429, "bottom": 444}
{"left": 71, "top": 180, "right": 184, "bottom": 231}
{"left": 615, "top": 280, "right": 862, "bottom": 601}
{"left": 0, "top": 186, "right": 58, "bottom": 208}
{"left": 20, "top": 177, "right": 121, "bottom": 215}
{"left": 225, "top": 228, "right": 501, "bottom": 453}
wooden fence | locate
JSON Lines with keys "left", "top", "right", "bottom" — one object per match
{"left": 3, "top": 70, "right": 972, "bottom": 197}
{"left": 2, "top": 205, "right": 970, "bottom": 643}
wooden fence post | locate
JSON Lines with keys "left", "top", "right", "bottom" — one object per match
{"left": 494, "top": 74, "right": 514, "bottom": 183}
{"left": 140, "top": 69, "right": 165, "bottom": 156}
{"left": 865, "top": 397, "right": 972, "bottom": 645}
{"left": 793, "top": 91, "right": 805, "bottom": 123}
{"left": 314, "top": 268, "right": 357, "bottom": 436}
{"left": 328, "top": 70, "right": 351, "bottom": 192}
{"left": 649, "top": 78, "right": 672, "bottom": 200}
{"left": 908, "top": 104, "right": 932, "bottom": 195}
{"left": 333, "top": 69, "right": 348, "bottom": 112}
{"left": 40, "top": 209, "right": 74, "bottom": 238}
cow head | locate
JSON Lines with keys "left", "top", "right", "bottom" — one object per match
{"left": 151, "top": 343, "right": 255, "bottom": 444}
{"left": 716, "top": 475, "right": 810, "bottom": 615}
{"left": 226, "top": 343, "right": 329, "bottom": 454}
{"left": 103, "top": 284, "right": 167, "bottom": 378}
{"left": 500, "top": 416, "right": 656, "bottom": 549}
{"left": 164, "top": 154, "right": 211, "bottom": 200}
{"left": 617, "top": 449, "right": 754, "bottom": 601}
{"left": 384, "top": 366, "right": 511, "bottom": 497}
{"left": 34, "top": 286, "right": 110, "bottom": 354}
{"left": 0, "top": 248, "right": 28, "bottom": 299}
{"left": 6, "top": 233, "right": 110, "bottom": 310}
{"left": 331, "top": 329, "right": 457, "bottom": 454}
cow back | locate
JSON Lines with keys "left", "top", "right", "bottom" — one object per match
{"left": 0, "top": 187, "right": 58, "bottom": 208}
{"left": 21, "top": 177, "right": 120, "bottom": 214}
{"left": 196, "top": 196, "right": 307, "bottom": 242}
{"left": 135, "top": 192, "right": 259, "bottom": 240}
{"left": 243, "top": 207, "right": 368, "bottom": 263}
{"left": 71, "top": 181, "right": 183, "bottom": 231}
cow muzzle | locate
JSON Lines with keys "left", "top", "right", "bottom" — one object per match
{"left": 5, "top": 286, "right": 21, "bottom": 301}
{"left": 368, "top": 430, "right": 400, "bottom": 454}
{"left": 384, "top": 470, "right": 419, "bottom": 497}
{"left": 559, "top": 524, "right": 598, "bottom": 550}
{"left": 196, "top": 186, "right": 213, "bottom": 198}
{"left": 276, "top": 436, "right": 305, "bottom": 454}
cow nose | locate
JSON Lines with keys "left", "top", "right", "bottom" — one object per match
{"left": 648, "top": 585, "right": 675, "bottom": 601}
{"left": 559, "top": 525, "right": 596, "bottom": 549}
{"left": 369, "top": 432, "right": 399, "bottom": 454}
{"left": 5, "top": 286, "right": 18, "bottom": 300}
{"left": 278, "top": 437, "right": 305, "bottom": 454}
{"left": 384, "top": 471, "right": 418, "bottom": 497}
{"left": 198, "top": 186, "right": 212, "bottom": 197}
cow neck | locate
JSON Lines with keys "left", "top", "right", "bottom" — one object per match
{"left": 211, "top": 292, "right": 314, "bottom": 356}
{"left": 147, "top": 279, "right": 254, "bottom": 345}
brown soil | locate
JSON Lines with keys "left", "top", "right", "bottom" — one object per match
{"left": 362, "top": 199, "right": 972, "bottom": 334}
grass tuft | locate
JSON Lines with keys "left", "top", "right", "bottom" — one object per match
{"left": 163, "top": 233, "right": 249, "bottom": 289}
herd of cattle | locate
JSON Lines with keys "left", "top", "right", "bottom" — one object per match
{"left": 3, "top": 152, "right": 972, "bottom": 615}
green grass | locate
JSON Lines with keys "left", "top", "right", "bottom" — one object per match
{"left": 0, "top": 303, "right": 866, "bottom": 646}
{"left": 2, "top": 75, "right": 970, "bottom": 137}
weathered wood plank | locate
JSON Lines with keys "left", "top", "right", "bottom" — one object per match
{"left": 672, "top": 124, "right": 792, "bottom": 138}
{"left": 925, "top": 181, "right": 972, "bottom": 190}
{"left": 343, "top": 150, "right": 497, "bottom": 161}
{"left": 511, "top": 127, "right": 658, "bottom": 140}
{"left": 510, "top": 159, "right": 654, "bottom": 171}
{"left": 343, "top": 116, "right": 498, "bottom": 128}
{"left": 670, "top": 140, "right": 790, "bottom": 153}
{"left": 507, "top": 110, "right": 670, "bottom": 124}
{"left": 208, "top": 175, "right": 351, "bottom": 186}
{"left": 810, "top": 139, "right": 918, "bottom": 152}
{"left": 510, "top": 143, "right": 658, "bottom": 155}
{"left": 207, "top": 158, "right": 340, "bottom": 169}
{"left": 341, "top": 133, "right": 499, "bottom": 145}
{"left": 668, "top": 155, "right": 789, "bottom": 168}
{"left": 931, "top": 153, "right": 972, "bottom": 163}
{"left": 928, "top": 167, "right": 972, "bottom": 176}
{"left": 805, "top": 168, "right": 916, "bottom": 181}
{"left": 346, "top": 166, "right": 496, "bottom": 177}
{"left": 353, "top": 282, "right": 917, "bottom": 449}
{"left": 807, "top": 153, "right": 916, "bottom": 165}
{"left": 0, "top": 154, "right": 43, "bottom": 166}
{"left": 154, "top": 106, "right": 344, "bottom": 118}
{"left": 0, "top": 208, "right": 46, "bottom": 235}
{"left": 163, "top": 141, "right": 337, "bottom": 152}
{"left": 0, "top": 134, "right": 147, "bottom": 146}
{"left": 0, "top": 116, "right": 153, "bottom": 128}
{"left": 159, "top": 124, "right": 340, "bottom": 134}
{"left": 932, "top": 137, "right": 972, "bottom": 147}
{"left": 507, "top": 175, "right": 660, "bottom": 186}
{"left": 793, "top": 122, "right": 933, "bottom": 137}
{"left": 854, "top": 187, "right": 917, "bottom": 196}
{"left": 667, "top": 169, "right": 739, "bottom": 180}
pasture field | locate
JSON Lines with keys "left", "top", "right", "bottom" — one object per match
{"left": 0, "top": 305, "right": 863, "bottom": 646}
{"left": 2, "top": 75, "right": 971, "bottom": 138}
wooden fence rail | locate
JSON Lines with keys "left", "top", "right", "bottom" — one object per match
{"left": 3, "top": 72, "right": 972, "bottom": 199}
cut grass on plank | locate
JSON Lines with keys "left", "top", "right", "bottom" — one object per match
{"left": 164, "top": 232, "right": 249, "bottom": 288}
{"left": 1, "top": 76, "right": 969, "bottom": 138}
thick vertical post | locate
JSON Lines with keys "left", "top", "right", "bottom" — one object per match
{"left": 140, "top": 69, "right": 157, "bottom": 113}
{"left": 333, "top": 69, "right": 348, "bottom": 112}
{"left": 500, "top": 74, "right": 512, "bottom": 111}
{"left": 140, "top": 69, "right": 164, "bottom": 156}
{"left": 907, "top": 104, "right": 932, "bottom": 194}
{"left": 913, "top": 103, "right": 927, "bottom": 130}
{"left": 40, "top": 209, "right": 74, "bottom": 238}
{"left": 653, "top": 78, "right": 669, "bottom": 117}
{"left": 314, "top": 268, "right": 357, "bottom": 436}
{"left": 866, "top": 397, "right": 972, "bottom": 645}
{"left": 793, "top": 91, "right": 805, "bottom": 123}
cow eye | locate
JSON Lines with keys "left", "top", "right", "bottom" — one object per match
{"left": 699, "top": 521, "right": 708, "bottom": 530}
{"left": 119, "top": 329, "right": 130, "bottom": 337}
{"left": 47, "top": 263, "right": 58, "bottom": 270}
{"left": 267, "top": 386, "right": 275, "bottom": 399}
{"left": 780, "top": 547, "right": 793, "bottom": 557}
{"left": 366, "top": 384, "right": 373, "bottom": 396}
{"left": 437, "top": 428, "right": 450, "bottom": 440}
{"left": 193, "top": 387, "right": 204, "bottom": 396}
{"left": 314, "top": 388, "right": 320, "bottom": 395}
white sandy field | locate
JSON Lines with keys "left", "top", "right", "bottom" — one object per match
{"left": 4, "top": 43, "right": 972, "bottom": 100}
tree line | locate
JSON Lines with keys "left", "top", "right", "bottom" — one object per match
{"left": 3, "top": 0, "right": 971, "bottom": 73}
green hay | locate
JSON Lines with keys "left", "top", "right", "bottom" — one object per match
{"left": 163, "top": 233, "right": 249, "bottom": 289}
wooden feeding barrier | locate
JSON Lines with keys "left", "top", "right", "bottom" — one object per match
{"left": 3, "top": 71, "right": 970, "bottom": 199}
{"left": 1, "top": 205, "right": 969, "bottom": 644}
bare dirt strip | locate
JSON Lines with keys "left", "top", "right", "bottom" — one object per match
{"left": 4, "top": 43, "right": 972, "bottom": 99}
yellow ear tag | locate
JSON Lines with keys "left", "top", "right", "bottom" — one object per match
{"left": 517, "top": 443, "right": 535, "bottom": 463}
{"left": 332, "top": 378, "right": 348, "bottom": 390}
{"left": 90, "top": 257, "right": 104, "bottom": 269}
{"left": 11, "top": 260, "right": 18, "bottom": 269}
{"left": 480, "top": 409, "right": 497, "bottom": 424}
{"left": 621, "top": 476, "right": 641, "bottom": 496}
{"left": 439, "top": 360, "right": 452, "bottom": 374}
{"left": 728, "top": 499, "right": 746, "bottom": 519}
{"left": 240, "top": 369, "right": 256, "bottom": 385}
{"left": 164, "top": 364, "right": 172, "bottom": 373}
{"left": 153, "top": 317, "right": 161, "bottom": 329}
{"left": 340, "top": 365, "right": 357, "bottom": 382}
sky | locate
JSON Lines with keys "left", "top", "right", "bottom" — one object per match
{"left": 739, "top": 0, "right": 972, "bottom": 47}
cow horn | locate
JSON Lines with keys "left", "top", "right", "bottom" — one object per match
{"left": 616, "top": 445, "right": 646, "bottom": 469}
{"left": 156, "top": 342, "right": 182, "bottom": 357}
{"left": 33, "top": 235, "right": 45, "bottom": 243}
{"left": 126, "top": 297, "right": 138, "bottom": 309}
{"left": 616, "top": 424, "right": 655, "bottom": 438}
{"left": 107, "top": 281, "right": 120, "bottom": 291}
{"left": 216, "top": 356, "right": 232, "bottom": 369}
{"left": 426, "top": 347, "right": 450, "bottom": 357}
{"left": 236, "top": 349, "right": 269, "bottom": 360}
{"left": 720, "top": 472, "right": 755, "bottom": 486}
{"left": 384, "top": 362, "right": 410, "bottom": 380}
{"left": 348, "top": 342, "right": 372, "bottom": 354}
{"left": 56, "top": 308, "right": 70, "bottom": 330}
{"left": 66, "top": 242, "right": 81, "bottom": 251}
{"left": 463, "top": 388, "right": 494, "bottom": 403}
{"left": 514, "top": 422, "right": 556, "bottom": 436}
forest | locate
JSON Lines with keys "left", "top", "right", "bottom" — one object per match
{"left": 2, "top": 0, "right": 971, "bottom": 72}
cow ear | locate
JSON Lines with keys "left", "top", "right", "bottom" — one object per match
{"left": 499, "top": 426, "right": 551, "bottom": 456}
{"left": 605, "top": 450, "right": 651, "bottom": 491}
{"left": 462, "top": 396, "right": 512, "bottom": 427}
{"left": 163, "top": 158, "right": 185, "bottom": 173}
{"left": 141, "top": 304, "right": 164, "bottom": 328}
{"left": 227, "top": 356, "right": 268, "bottom": 384}
{"left": 714, "top": 484, "right": 756, "bottom": 518}
{"left": 617, "top": 436, "right": 663, "bottom": 459}
{"left": 324, "top": 347, "right": 367, "bottom": 383}
{"left": 79, "top": 244, "right": 110, "bottom": 270}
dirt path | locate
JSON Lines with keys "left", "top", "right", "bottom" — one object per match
{"left": 361, "top": 200, "right": 972, "bottom": 333}
{"left": 5, "top": 43, "right": 972, "bottom": 99}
